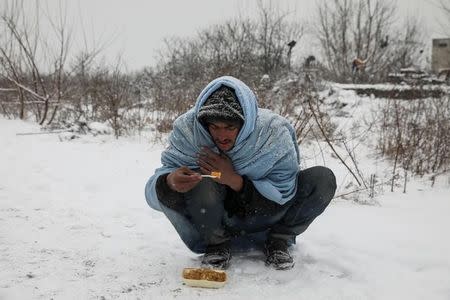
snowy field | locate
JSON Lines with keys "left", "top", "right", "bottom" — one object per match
{"left": 1, "top": 103, "right": 450, "bottom": 299}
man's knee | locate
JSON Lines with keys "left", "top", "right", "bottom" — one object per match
{"left": 307, "top": 166, "right": 336, "bottom": 188}
{"left": 316, "top": 166, "right": 336, "bottom": 205}
{"left": 318, "top": 166, "right": 336, "bottom": 191}
{"left": 297, "top": 166, "right": 336, "bottom": 204}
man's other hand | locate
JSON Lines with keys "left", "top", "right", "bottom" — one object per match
{"left": 197, "top": 147, "right": 243, "bottom": 192}
{"left": 167, "top": 166, "right": 202, "bottom": 193}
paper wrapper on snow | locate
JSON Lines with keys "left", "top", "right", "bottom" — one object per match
{"left": 211, "top": 171, "right": 221, "bottom": 179}
{"left": 182, "top": 268, "right": 227, "bottom": 288}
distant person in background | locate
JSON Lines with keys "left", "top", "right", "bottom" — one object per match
{"left": 352, "top": 57, "right": 367, "bottom": 73}
{"left": 145, "top": 76, "right": 336, "bottom": 270}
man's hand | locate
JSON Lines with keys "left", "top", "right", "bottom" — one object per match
{"left": 167, "top": 166, "right": 202, "bottom": 193}
{"left": 197, "top": 147, "right": 243, "bottom": 192}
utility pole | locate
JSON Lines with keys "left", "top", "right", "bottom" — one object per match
{"left": 287, "top": 40, "right": 297, "bottom": 71}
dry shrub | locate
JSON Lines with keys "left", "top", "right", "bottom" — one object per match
{"left": 378, "top": 96, "right": 450, "bottom": 175}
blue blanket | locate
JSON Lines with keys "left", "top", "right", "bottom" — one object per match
{"left": 145, "top": 76, "right": 300, "bottom": 211}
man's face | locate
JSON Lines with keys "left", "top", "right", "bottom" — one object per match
{"left": 207, "top": 121, "right": 241, "bottom": 151}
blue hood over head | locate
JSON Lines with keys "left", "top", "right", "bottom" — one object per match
{"left": 193, "top": 76, "right": 258, "bottom": 145}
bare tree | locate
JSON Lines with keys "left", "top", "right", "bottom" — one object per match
{"left": 437, "top": 0, "right": 450, "bottom": 34}
{"left": 315, "top": 0, "right": 423, "bottom": 83}
{"left": 0, "top": 0, "right": 30, "bottom": 119}
{"left": 0, "top": 0, "right": 72, "bottom": 124}
{"left": 253, "top": 0, "right": 304, "bottom": 75}
{"left": 98, "top": 60, "right": 135, "bottom": 138}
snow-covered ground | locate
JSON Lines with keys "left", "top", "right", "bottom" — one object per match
{"left": 1, "top": 100, "right": 450, "bottom": 299}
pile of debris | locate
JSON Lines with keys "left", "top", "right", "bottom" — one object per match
{"left": 387, "top": 68, "right": 447, "bottom": 85}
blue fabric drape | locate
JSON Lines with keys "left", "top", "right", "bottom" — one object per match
{"left": 145, "top": 76, "right": 300, "bottom": 211}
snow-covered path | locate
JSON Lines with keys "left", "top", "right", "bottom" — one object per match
{"left": 1, "top": 118, "right": 449, "bottom": 300}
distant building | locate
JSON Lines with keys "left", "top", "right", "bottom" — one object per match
{"left": 431, "top": 38, "right": 450, "bottom": 73}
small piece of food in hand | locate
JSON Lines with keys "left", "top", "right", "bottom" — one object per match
{"left": 201, "top": 171, "right": 222, "bottom": 179}
{"left": 211, "top": 171, "right": 221, "bottom": 179}
{"left": 182, "top": 268, "right": 227, "bottom": 288}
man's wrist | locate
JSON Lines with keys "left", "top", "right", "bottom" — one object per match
{"left": 228, "top": 173, "right": 243, "bottom": 192}
{"left": 166, "top": 172, "right": 176, "bottom": 191}
{"left": 157, "top": 173, "right": 177, "bottom": 197}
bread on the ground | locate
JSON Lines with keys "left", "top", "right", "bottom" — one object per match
{"left": 182, "top": 268, "right": 227, "bottom": 288}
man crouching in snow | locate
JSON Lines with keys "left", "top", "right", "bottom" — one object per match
{"left": 145, "top": 76, "right": 336, "bottom": 270}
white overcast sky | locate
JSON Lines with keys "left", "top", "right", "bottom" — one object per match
{"left": 16, "top": 0, "right": 447, "bottom": 70}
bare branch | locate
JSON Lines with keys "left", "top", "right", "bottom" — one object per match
{"left": 6, "top": 76, "right": 48, "bottom": 102}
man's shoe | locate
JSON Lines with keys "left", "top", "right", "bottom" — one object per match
{"left": 201, "top": 241, "right": 231, "bottom": 270}
{"left": 264, "top": 238, "right": 295, "bottom": 270}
